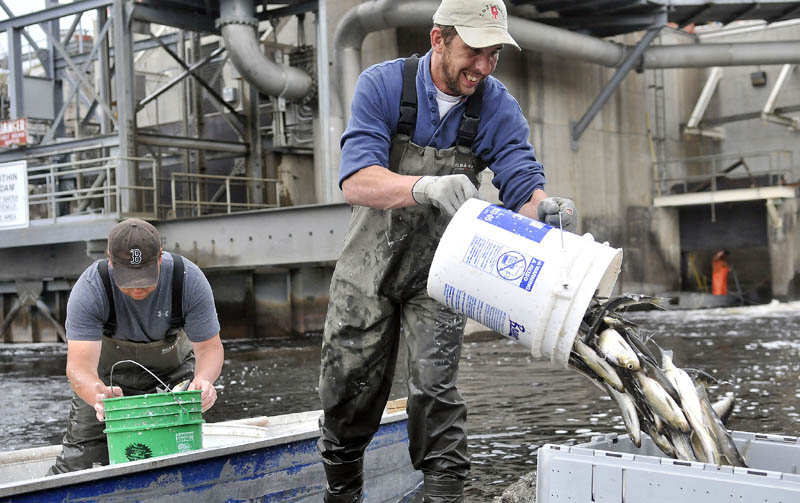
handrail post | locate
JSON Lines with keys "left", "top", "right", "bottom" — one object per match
{"left": 171, "top": 175, "right": 177, "bottom": 218}
{"left": 49, "top": 165, "right": 56, "bottom": 222}
{"left": 225, "top": 178, "right": 231, "bottom": 214}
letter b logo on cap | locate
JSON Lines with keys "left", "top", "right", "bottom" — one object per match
{"left": 130, "top": 248, "right": 142, "bottom": 265}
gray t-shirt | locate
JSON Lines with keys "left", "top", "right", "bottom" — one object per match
{"left": 66, "top": 253, "right": 220, "bottom": 343}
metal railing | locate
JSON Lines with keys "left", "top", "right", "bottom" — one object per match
{"left": 27, "top": 156, "right": 157, "bottom": 223}
{"left": 169, "top": 172, "right": 280, "bottom": 217}
{"left": 652, "top": 149, "right": 794, "bottom": 197}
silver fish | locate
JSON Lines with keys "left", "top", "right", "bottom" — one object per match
{"left": 597, "top": 327, "right": 641, "bottom": 371}
{"left": 573, "top": 338, "right": 625, "bottom": 392}
{"left": 668, "top": 429, "right": 697, "bottom": 462}
{"left": 662, "top": 350, "right": 719, "bottom": 464}
{"left": 605, "top": 383, "right": 642, "bottom": 448}
{"left": 644, "top": 422, "right": 675, "bottom": 457}
{"left": 635, "top": 372, "right": 690, "bottom": 433}
{"left": 695, "top": 382, "right": 747, "bottom": 467}
{"left": 711, "top": 391, "right": 736, "bottom": 424}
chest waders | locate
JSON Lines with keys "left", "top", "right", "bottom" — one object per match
{"left": 48, "top": 254, "right": 194, "bottom": 475}
{"left": 318, "top": 56, "right": 485, "bottom": 502}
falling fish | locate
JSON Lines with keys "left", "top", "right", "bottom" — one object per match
{"left": 596, "top": 327, "right": 641, "bottom": 371}
{"left": 635, "top": 372, "right": 690, "bottom": 433}
{"left": 661, "top": 349, "right": 720, "bottom": 464}
{"left": 573, "top": 338, "right": 625, "bottom": 392}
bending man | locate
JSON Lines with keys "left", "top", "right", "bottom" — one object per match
{"left": 48, "top": 218, "right": 223, "bottom": 474}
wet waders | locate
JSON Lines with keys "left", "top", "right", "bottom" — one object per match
{"left": 48, "top": 254, "right": 194, "bottom": 475}
{"left": 318, "top": 56, "right": 485, "bottom": 502}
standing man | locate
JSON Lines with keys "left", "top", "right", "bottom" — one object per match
{"left": 711, "top": 250, "right": 730, "bottom": 296}
{"left": 48, "top": 218, "right": 224, "bottom": 474}
{"left": 318, "top": 0, "right": 576, "bottom": 500}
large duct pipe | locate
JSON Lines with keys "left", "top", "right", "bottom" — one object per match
{"left": 332, "top": 0, "right": 800, "bottom": 119}
{"left": 643, "top": 42, "right": 800, "bottom": 68}
{"left": 217, "top": 0, "right": 313, "bottom": 100}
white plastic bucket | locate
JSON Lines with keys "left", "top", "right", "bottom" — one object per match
{"left": 427, "top": 199, "right": 623, "bottom": 368}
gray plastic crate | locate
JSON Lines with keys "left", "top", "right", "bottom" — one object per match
{"left": 537, "top": 431, "right": 800, "bottom": 503}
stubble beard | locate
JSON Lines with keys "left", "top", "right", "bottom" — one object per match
{"left": 440, "top": 47, "right": 467, "bottom": 97}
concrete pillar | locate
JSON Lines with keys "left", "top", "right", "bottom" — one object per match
{"left": 290, "top": 266, "right": 332, "bottom": 334}
{"left": 767, "top": 198, "right": 798, "bottom": 299}
{"left": 254, "top": 272, "right": 292, "bottom": 338}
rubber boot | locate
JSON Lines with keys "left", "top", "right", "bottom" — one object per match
{"left": 423, "top": 472, "right": 464, "bottom": 503}
{"left": 323, "top": 458, "right": 364, "bottom": 503}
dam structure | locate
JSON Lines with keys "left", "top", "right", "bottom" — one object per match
{"left": 0, "top": 0, "right": 799, "bottom": 342}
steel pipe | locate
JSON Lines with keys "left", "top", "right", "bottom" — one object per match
{"left": 217, "top": 0, "right": 313, "bottom": 100}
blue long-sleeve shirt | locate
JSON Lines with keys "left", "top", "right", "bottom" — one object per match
{"left": 339, "top": 50, "right": 546, "bottom": 212}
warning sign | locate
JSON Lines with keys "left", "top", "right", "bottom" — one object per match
{"left": 0, "top": 118, "right": 28, "bottom": 148}
{"left": 0, "top": 161, "right": 29, "bottom": 230}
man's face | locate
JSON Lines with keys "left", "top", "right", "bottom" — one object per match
{"left": 118, "top": 284, "right": 158, "bottom": 301}
{"left": 432, "top": 28, "right": 502, "bottom": 96}
{"left": 109, "top": 252, "right": 162, "bottom": 301}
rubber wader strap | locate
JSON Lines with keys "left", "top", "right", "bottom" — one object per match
{"left": 98, "top": 259, "right": 117, "bottom": 336}
{"left": 169, "top": 252, "right": 185, "bottom": 329}
{"left": 397, "top": 55, "right": 420, "bottom": 139}
{"left": 456, "top": 79, "right": 485, "bottom": 149}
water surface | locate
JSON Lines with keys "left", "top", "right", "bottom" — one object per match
{"left": 2, "top": 300, "right": 799, "bottom": 500}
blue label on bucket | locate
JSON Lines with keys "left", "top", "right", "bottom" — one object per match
{"left": 443, "top": 283, "right": 508, "bottom": 334}
{"left": 463, "top": 235, "right": 545, "bottom": 291}
{"left": 519, "top": 257, "right": 544, "bottom": 292}
{"left": 477, "top": 205, "right": 551, "bottom": 243}
{"left": 496, "top": 251, "right": 526, "bottom": 281}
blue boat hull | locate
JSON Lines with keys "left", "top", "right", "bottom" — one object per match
{"left": 0, "top": 414, "right": 419, "bottom": 502}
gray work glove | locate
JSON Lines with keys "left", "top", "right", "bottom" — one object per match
{"left": 412, "top": 174, "right": 478, "bottom": 217}
{"left": 536, "top": 196, "right": 577, "bottom": 231}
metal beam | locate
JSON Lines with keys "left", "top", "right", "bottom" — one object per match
{"left": 55, "top": 32, "right": 184, "bottom": 70}
{"left": 685, "top": 67, "right": 723, "bottom": 129}
{"left": 137, "top": 133, "right": 249, "bottom": 153}
{"left": 97, "top": 7, "right": 113, "bottom": 134}
{"left": 255, "top": 0, "right": 318, "bottom": 21}
{"left": 113, "top": 0, "right": 137, "bottom": 214}
{"left": 698, "top": 104, "right": 800, "bottom": 127}
{"left": 41, "top": 16, "right": 113, "bottom": 145}
{"left": 131, "top": 4, "right": 218, "bottom": 33}
{"left": 6, "top": 28, "right": 23, "bottom": 118}
{"left": 156, "top": 203, "right": 351, "bottom": 269}
{"left": 675, "top": 4, "right": 710, "bottom": 28}
{"left": 39, "top": 19, "right": 117, "bottom": 126}
{"left": 654, "top": 186, "right": 797, "bottom": 208}
{"left": 0, "top": 0, "right": 50, "bottom": 72}
{"left": 570, "top": 25, "right": 663, "bottom": 148}
{"left": 137, "top": 46, "right": 225, "bottom": 110}
{"left": 0, "top": 135, "right": 119, "bottom": 163}
{"left": 762, "top": 64, "right": 796, "bottom": 115}
{"left": 150, "top": 31, "right": 241, "bottom": 118}
{"left": 0, "top": 0, "right": 112, "bottom": 32}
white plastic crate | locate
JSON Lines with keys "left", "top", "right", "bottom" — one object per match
{"left": 537, "top": 431, "right": 800, "bottom": 503}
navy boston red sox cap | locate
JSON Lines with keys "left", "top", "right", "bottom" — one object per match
{"left": 107, "top": 218, "right": 162, "bottom": 288}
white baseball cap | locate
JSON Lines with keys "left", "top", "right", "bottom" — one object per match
{"left": 433, "top": 0, "right": 520, "bottom": 51}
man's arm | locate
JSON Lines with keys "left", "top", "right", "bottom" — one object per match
{"left": 517, "top": 188, "right": 548, "bottom": 220}
{"left": 66, "top": 339, "right": 122, "bottom": 421}
{"left": 189, "top": 334, "right": 224, "bottom": 411}
{"left": 341, "top": 165, "right": 419, "bottom": 210}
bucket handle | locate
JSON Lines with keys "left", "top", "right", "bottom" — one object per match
{"left": 108, "top": 359, "right": 192, "bottom": 415}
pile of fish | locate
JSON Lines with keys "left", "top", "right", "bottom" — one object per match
{"left": 568, "top": 294, "right": 747, "bottom": 467}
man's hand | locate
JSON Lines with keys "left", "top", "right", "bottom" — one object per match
{"left": 412, "top": 174, "right": 478, "bottom": 216}
{"left": 189, "top": 379, "right": 218, "bottom": 412}
{"left": 93, "top": 381, "right": 123, "bottom": 422}
{"left": 536, "top": 197, "right": 577, "bottom": 231}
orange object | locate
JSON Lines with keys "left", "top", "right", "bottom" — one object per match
{"left": 711, "top": 251, "right": 730, "bottom": 295}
